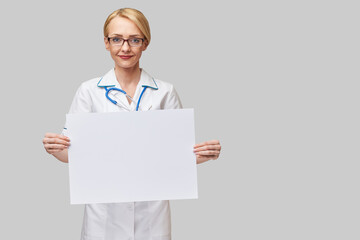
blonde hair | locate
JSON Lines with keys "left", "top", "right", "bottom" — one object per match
{"left": 104, "top": 8, "right": 151, "bottom": 45}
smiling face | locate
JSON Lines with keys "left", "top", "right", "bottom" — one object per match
{"left": 104, "top": 16, "right": 148, "bottom": 71}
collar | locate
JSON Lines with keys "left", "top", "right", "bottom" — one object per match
{"left": 97, "top": 68, "right": 158, "bottom": 90}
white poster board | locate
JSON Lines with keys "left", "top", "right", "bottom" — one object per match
{"left": 66, "top": 109, "right": 198, "bottom": 204}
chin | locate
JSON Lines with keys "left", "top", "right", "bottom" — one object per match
{"left": 116, "top": 62, "right": 138, "bottom": 69}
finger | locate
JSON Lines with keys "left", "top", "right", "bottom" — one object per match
{"left": 58, "top": 135, "right": 70, "bottom": 141}
{"left": 201, "top": 155, "right": 218, "bottom": 159}
{"left": 198, "top": 154, "right": 219, "bottom": 160}
{"left": 43, "top": 139, "right": 70, "bottom": 147}
{"left": 44, "top": 133, "right": 70, "bottom": 141}
{"left": 194, "top": 150, "right": 220, "bottom": 156}
{"left": 43, "top": 138, "right": 70, "bottom": 146}
{"left": 193, "top": 145, "right": 221, "bottom": 152}
{"left": 194, "top": 140, "right": 220, "bottom": 148}
{"left": 45, "top": 143, "right": 68, "bottom": 148}
{"left": 44, "top": 143, "right": 68, "bottom": 150}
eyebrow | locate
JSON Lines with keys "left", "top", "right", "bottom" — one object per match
{"left": 109, "top": 34, "right": 142, "bottom": 37}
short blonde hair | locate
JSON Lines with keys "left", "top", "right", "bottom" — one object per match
{"left": 104, "top": 8, "right": 151, "bottom": 45}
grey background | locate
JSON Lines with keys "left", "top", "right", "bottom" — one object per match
{"left": 0, "top": 0, "right": 359, "bottom": 239}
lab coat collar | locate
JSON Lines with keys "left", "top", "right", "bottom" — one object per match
{"left": 97, "top": 68, "right": 159, "bottom": 90}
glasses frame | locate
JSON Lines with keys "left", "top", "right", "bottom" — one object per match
{"left": 107, "top": 37, "right": 145, "bottom": 47}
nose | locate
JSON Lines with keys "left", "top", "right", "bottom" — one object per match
{"left": 120, "top": 40, "right": 131, "bottom": 52}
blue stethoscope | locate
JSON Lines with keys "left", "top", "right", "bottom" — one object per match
{"left": 98, "top": 72, "right": 158, "bottom": 111}
{"left": 98, "top": 74, "right": 150, "bottom": 111}
{"left": 103, "top": 85, "right": 148, "bottom": 111}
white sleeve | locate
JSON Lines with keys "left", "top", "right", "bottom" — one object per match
{"left": 163, "top": 85, "right": 183, "bottom": 110}
{"left": 62, "top": 83, "right": 93, "bottom": 135}
{"left": 68, "top": 83, "right": 93, "bottom": 114}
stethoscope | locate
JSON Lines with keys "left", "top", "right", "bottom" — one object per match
{"left": 102, "top": 81, "right": 149, "bottom": 111}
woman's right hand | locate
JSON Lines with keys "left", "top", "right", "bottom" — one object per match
{"left": 43, "top": 133, "right": 70, "bottom": 154}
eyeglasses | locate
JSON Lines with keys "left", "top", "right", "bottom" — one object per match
{"left": 107, "top": 37, "right": 145, "bottom": 47}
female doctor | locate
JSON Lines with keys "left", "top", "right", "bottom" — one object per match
{"left": 43, "top": 8, "right": 221, "bottom": 240}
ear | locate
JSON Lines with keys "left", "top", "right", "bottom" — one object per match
{"left": 142, "top": 40, "right": 149, "bottom": 51}
{"left": 104, "top": 37, "right": 110, "bottom": 51}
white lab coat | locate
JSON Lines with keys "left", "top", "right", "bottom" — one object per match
{"left": 64, "top": 68, "right": 182, "bottom": 240}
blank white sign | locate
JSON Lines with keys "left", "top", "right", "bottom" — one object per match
{"left": 66, "top": 109, "right": 198, "bottom": 204}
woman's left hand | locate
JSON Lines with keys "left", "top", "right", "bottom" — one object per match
{"left": 193, "top": 140, "right": 221, "bottom": 164}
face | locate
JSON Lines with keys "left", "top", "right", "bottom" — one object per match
{"left": 104, "top": 16, "right": 148, "bottom": 70}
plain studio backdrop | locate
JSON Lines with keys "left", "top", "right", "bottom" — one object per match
{"left": 0, "top": 0, "right": 359, "bottom": 239}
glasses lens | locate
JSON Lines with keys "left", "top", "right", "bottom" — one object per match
{"left": 109, "top": 37, "right": 143, "bottom": 47}
{"left": 111, "top": 37, "right": 123, "bottom": 45}
{"left": 129, "top": 38, "right": 142, "bottom": 47}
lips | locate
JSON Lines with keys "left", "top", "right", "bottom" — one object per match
{"left": 119, "top": 55, "right": 133, "bottom": 59}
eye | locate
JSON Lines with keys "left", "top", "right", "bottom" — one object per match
{"left": 131, "top": 38, "right": 141, "bottom": 43}
{"left": 112, "top": 37, "right": 121, "bottom": 42}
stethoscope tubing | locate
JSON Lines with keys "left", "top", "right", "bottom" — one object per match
{"left": 104, "top": 86, "right": 148, "bottom": 111}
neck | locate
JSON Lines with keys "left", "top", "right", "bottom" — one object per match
{"left": 114, "top": 63, "right": 141, "bottom": 88}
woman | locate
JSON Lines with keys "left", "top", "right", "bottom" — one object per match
{"left": 43, "top": 8, "right": 221, "bottom": 240}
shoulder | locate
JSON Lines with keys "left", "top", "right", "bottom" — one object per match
{"left": 141, "top": 69, "right": 175, "bottom": 93}
{"left": 150, "top": 76, "right": 183, "bottom": 109}
{"left": 73, "top": 77, "right": 104, "bottom": 98}
{"left": 78, "top": 77, "right": 102, "bottom": 90}
{"left": 68, "top": 78, "right": 101, "bottom": 113}
{"left": 153, "top": 78, "right": 175, "bottom": 93}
